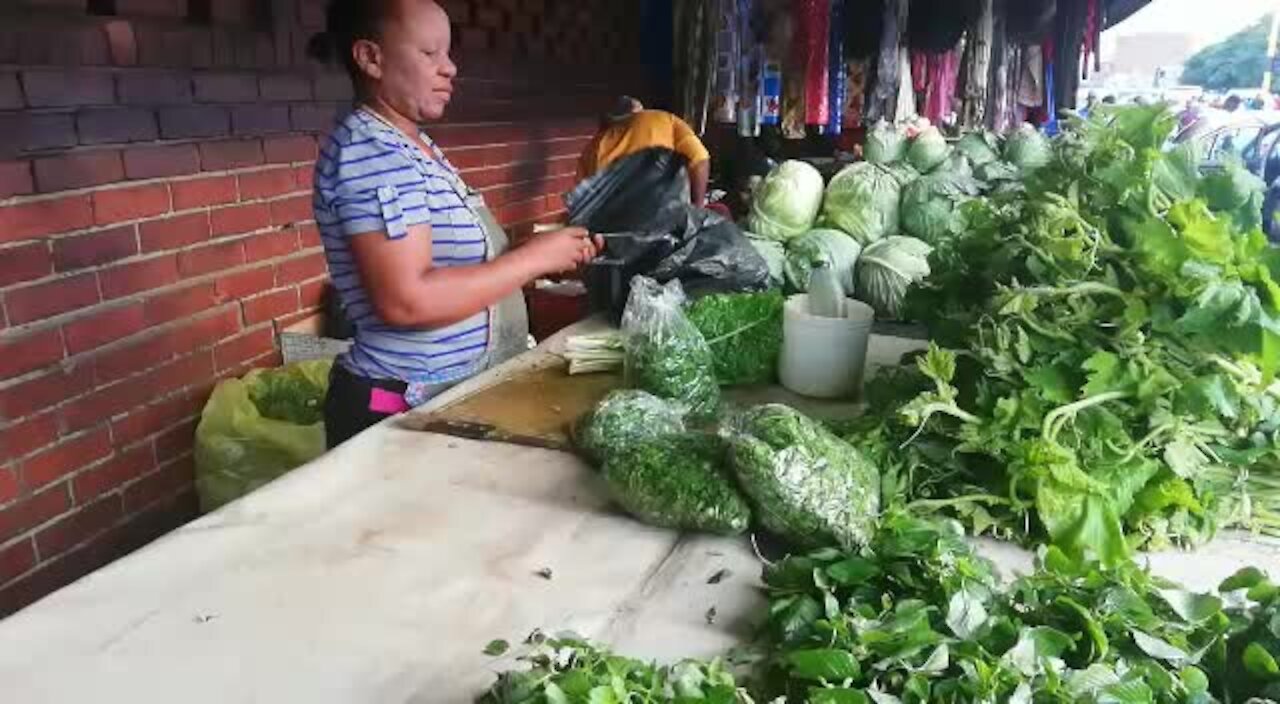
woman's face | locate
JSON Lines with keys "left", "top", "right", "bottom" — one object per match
{"left": 359, "top": 0, "right": 458, "bottom": 122}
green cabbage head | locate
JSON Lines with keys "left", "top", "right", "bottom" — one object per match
{"left": 784, "top": 228, "right": 863, "bottom": 295}
{"left": 865, "top": 121, "right": 907, "bottom": 164}
{"left": 1003, "top": 124, "right": 1052, "bottom": 172}
{"left": 821, "top": 162, "right": 902, "bottom": 245}
{"left": 855, "top": 236, "right": 933, "bottom": 319}
{"left": 746, "top": 160, "right": 825, "bottom": 242}
{"left": 906, "top": 126, "right": 950, "bottom": 173}
{"left": 900, "top": 170, "right": 981, "bottom": 245}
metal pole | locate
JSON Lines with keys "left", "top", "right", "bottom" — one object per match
{"left": 1263, "top": 3, "right": 1280, "bottom": 93}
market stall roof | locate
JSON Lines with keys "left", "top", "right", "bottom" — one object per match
{"left": 1106, "top": 0, "right": 1155, "bottom": 29}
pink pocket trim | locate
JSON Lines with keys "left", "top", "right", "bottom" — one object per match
{"left": 369, "top": 387, "right": 411, "bottom": 414}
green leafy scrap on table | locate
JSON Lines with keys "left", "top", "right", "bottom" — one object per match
{"left": 843, "top": 104, "right": 1280, "bottom": 565}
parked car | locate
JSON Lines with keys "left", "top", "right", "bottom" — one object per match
{"left": 1171, "top": 110, "right": 1272, "bottom": 169}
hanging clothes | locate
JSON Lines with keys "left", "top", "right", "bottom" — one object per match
{"left": 958, "top": 0, "right": 994, "bottom": 129}
{"left": 894, "top": 48, "right": 917, "bottom": 123}
{"left": 921, "top": 50, "right": 960, "bottom": 126}
{"left": 1016, "top": 45, "right": 1044, "bottom": 111}
{"left": 796, "top": 0, "right": 831, "bottom": 127}
{"left": 827, "top": 0, "right": 846, "bottom": 135}
{"left": 844, "top": 60, "right": 869, "bottom": 129}
{"left": 761, "top": 59, "right": 783, "bottom": 126}
{"left": 865, "top": 0, "right": 907, "bottom": 124}
{"left": 711, "top": 0, "right": 741, "bottom": 124}
{"left": 675, "top": 0, "right": 717, "bottom": 134}
{"left": 737, "top": 0, "right": 764, "bottom": 136}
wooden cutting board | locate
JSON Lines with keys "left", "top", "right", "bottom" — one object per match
{"left": 400, "top": 366, "right": 622, "bottom": 450}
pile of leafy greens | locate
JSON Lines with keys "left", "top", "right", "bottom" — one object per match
{"left": 480, "top": 514, "right": 1280, "bottom": 703}
{"left": 687, "top": 290, "right": 785, "bottom": 387}
{"left": 848, "top": 105, "right": 1280, "bottom": 566}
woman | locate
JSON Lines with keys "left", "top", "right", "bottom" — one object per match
{"left": 307, "top": 0, "right": 600, "bottom": 448}
{"left": 577, "top": 96, "right": 712, "bottom": 207}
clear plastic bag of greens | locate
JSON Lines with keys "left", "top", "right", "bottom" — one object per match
{"left": 621, "top": 276, "right": 720, "bottom": 417}
{"left": 573, "top": 389, "right": 687, "bottom": 465}
{"left": 194, "top": 359, "right": 331, "bottom": 512}
{"left": 726, "top": 404, "right": 880, "bottom": 549}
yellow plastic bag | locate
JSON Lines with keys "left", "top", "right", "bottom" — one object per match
{"left": 194, "top": 359, "right": 332, "bottom": 512}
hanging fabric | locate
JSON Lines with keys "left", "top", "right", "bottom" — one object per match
{"left": 921, "top": 50, "right": 960, "bottom": 126}
{"left": 986, "top": 0, "right": 1014, "bottom": 131}
{"left": 674, "top": 0, "right": 717, "bottom": 134}
{"left": 844, "top": 59, "right": 869, "bottom": 129}
{"left": 827, "top": 0, "right": 846, "bottom": 135}
{"left": 737, "top": 0, "right": 764, "bottom": 136}
{"left": 865, "top": 0, "right": 908, "bottom": 123}
{"left": 711, "top": 0, "right": 741, "bottom": 124}
{"left": 894, "top": 48, "right": 917, "bottom": 123}
{"left": 958, "top": 0, "right": 994, "bottom": 129}
{"left": 796, "top": 0, "right": 831, "bottom": 127}
{"left": 761, "top": 59, "right": 783, "bottom": 126}
{"left": 1016, "top": 45, "right": 1044, "bottom": 111}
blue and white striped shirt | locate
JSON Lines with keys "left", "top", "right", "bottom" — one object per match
{"left": 313, "top": 109, "right": 491, "bottom": 385}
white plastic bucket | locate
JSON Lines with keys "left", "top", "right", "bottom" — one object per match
{"left": 779, "top": 294, "right": 875, "bottom": 399}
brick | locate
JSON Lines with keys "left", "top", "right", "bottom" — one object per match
{"left": 62, "top": 352, "right": 214, "bottom": 432}
{"left": 294, "top": 165, "right": 314, "bottom": 190}
{"left": 231, "top": 105, "right": 290, "bottom": 136}
{"left": 62, "top": 303, "right": 147, "bottom": 355}
{"left": 0, "top": 242, "right": 52, "bottom": 287}
{"left": 259, "top": 74, "right": 311, "bottom": 101}
{"left": 193, "top": 72, "right": 257, "bottom": 103}
{"left": 177, "top": 240, "right": 245, "bottom": 277}
{"left": 103, "top": 20, "right": 139, "bottom": 67}
{"left": 0, "top": 113, "right": 77, "bottom": 155}
{"left": 0, "top": 328, "right": 64, "bottom": 382}
{"left": 0, "top": 484, "right": 71, "bottom": 539}
{"left": 268, "top": 194, "right": 312, "bottom": 226}
{"left": 275, "top": 251, "right": 326, "bottom": 285}
{"left": 76, "top": 108, "right": 157, "bottom": 145}
{"left": 157, "top": 106, "right": 230, "bottom": 139}
{"left": 5, "top": 273, "right": 100, "bottom": 325}
{"left": 243, "top": 230, "right": 299, "bottom": 261}
{"left": 91, "top": 183, "right": 170, "bottom": 225}
{"left": 153, "top": 417, "right": 198, "bottom": 463}
{"left": 296, "top": 223, "right": 320, "bottom": 248}
{"left": 0, "top": 540, "right": 36, "bottom": 587}
{"left": 171, "top": 175, "right": 237, "bottom": 210}
{"left": 0, "top": 364, "right": 92, "bottom": 423}
{"left": 242, "top": 288, "right": 299, "bottom": 325}
{"left": 123, "top": 455, "right": 195, "bottom": 513}
{"left": 299, "top": 278, "right": 326, "bottom": 309}
{"left": 92, "top": 307, "right": 239, "bottom": 386}
{"left": 213, "top": 326, "right": 274, "bottom": 372}
{"left": 312, "top": 72, "right": 353, "bottom": 101}
{"left": 213, "top": 264, "right": 274, "bottom": 299}
{"left": 238, "top": 167, "right": 297, "bottom": 200}
{"left": 144, "top": 282, "right": 221, "bottom": 325}
{"left": 290, "top": 103, "right": 341, "bottom": 133}
{"left": 199, "top": 139, "right": 264, "bottom": 171}
{"left": 0, "top": 161, "right": 34, "bottom": 199}
{"left": 122, "top": 144, "right": 200, "bottom": 180}
{"left": 20, "top": 427, "right": 112, "bottom": 491}
{"left": 35, "top": 494, "right": 124, "bottom": 559}
{"left": 33, "top": 151, "right": 125, "bottom": 193}
{"left": 0, "top": 72, "right": 22, "bottom": 110}
{"left": 0, "top": 467, "right": 16, "bottom": 506}
{"left": 210, "top": 202, "right": 270, "bottom": 237}
{"left": 21, "top": 70, "right": 115, "bottom": 108}
{"left": 52, "top": 225, "right": 138, "bottom": 272}
{"left": 0, "top": 196, "right": 93, "bottom": 244}
{"left": 109, "top": 394, "right": 200, "bottom": 449}
{"left": 117, "top": 71, "right": 192, "bottom": 106}
{"left": 99, "top": 254, "right": 179, "bottom": 299}
{"left": 263, "top": 135, "right": 316, "bottom": 164}
{"left": 0, "top": 412, "right": 59, "bottom": 464}
{"left": 139, "top": 212, "right": 211, "bottom": 253}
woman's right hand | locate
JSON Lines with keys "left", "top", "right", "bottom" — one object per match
{"left": 522, "top": 227, "right": 601, "bottom": 275}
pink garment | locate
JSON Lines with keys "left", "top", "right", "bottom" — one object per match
{"left": 795, "top": 0, "right": 831, "bottom": 126}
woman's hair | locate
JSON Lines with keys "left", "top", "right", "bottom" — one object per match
{"left": 306, "top": 0, "right": 396, "bottom": 86}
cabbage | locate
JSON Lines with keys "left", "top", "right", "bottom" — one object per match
{"left": 1003, "top": 124, "right": 1051, "bottom": 172}
{"left": 884, "top": 162, "right": 921, "bottom": 187}
{"left": 906, "top": 126, "right": 950, "bottom": 174}
{"left": 784, "top": 228, "right": 863, "bottom": 294}
{"left": 900, "top": 170, "right": 981, "bottom": 245}
{"left": 746, "top": 160, "right": 825, "bottom": 242}
{"left": 954, "top": 131, "right": 1000, "bottom": 166}
{"left": 746, "top": 235, "right": 787, "bottom": 288}
{"left": 855, "top": 236, "right": 932, "bottom": 319}
{"left": 975, "top": 160, "right": 1019, "bottom": 185}
{"left": 865, "top": 121, "right": 907, "bottom": 164}
{"left": 821, "top": 162, "right": 902, "bottom": 245}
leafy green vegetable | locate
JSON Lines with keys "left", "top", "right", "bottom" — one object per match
{"left": 1002, "top": 123, "right": 1051, "bottom": 172}
{"left": 746, "top": 235, "right": 787, "bottom": 288}
{"left": 900, "top": 170, "right": 982, "bottom": 245}
{"left": 574, "top": 389, "right": 685, "bottom": 465}
{"left": 602, "top": 432, "right": 751, "bottom": 535}
{"left": 247, "top": 363, "right": 326, "bottom": 425}
{"left": 687, "top": 290, "right": 785, "bottom": 386}
{"left": 855, "top": 236, "right": 932, "bottom": 320}
{"left": 866, "top": 121, "right": 908, "bottom": 164}
{"left": 784, "top": 228, "right": 863, "bottom": 295}
{"left": 621, "top": 277, "right": 719, "bottom": 417}
{"left": 906, "top": 126, "right": 950, "bottom": 174}
{"left": 955, "top": 131, "right": 1001, "bottom": 167}
{"left": 747, "top": 160, "right": 825, "bottom": 242}
{"left": 729, "top": 404, "right": 880, "bottom": 549}
{"left": 822, "top": 163, "right": 903, "bottom": 245}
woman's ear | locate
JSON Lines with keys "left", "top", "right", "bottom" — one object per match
{"left": 352, "top": 38, "right": 384, "bottom": 81}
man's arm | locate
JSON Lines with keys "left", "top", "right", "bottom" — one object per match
{"left": 349, "top": 224, "right": 597, "bottom": 329}
{"left": 687, "top": 159, "right": 710, "bottom": 207}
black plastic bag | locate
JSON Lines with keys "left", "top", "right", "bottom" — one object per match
{"left": 566, "top": 148, "right": 771, "bottom": 321}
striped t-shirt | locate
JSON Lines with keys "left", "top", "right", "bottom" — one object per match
{"left": 313, "top": 109, "right": 491, "bottom": 385}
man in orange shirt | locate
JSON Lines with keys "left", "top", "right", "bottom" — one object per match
{"left": 578, "top": 96, "right": 712, "bottom": 207}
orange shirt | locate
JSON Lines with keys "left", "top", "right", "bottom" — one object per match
{"left": 577, "top": 110, "right": 711, "bottom": 180}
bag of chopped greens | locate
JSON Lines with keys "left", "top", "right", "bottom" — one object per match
{"left": 687, "top": 290, "right": 785, "bottom": 386}
{"left": 574, "top": 389, "right": 686, "bottom": 465}
{"left": 602, "top": 433, "right": 751, "bottom": 535}
{"left": 621, "top": 276, "right": 720, "bottom": 417}
{"left": 195, "top": 359, "right": 331, "bottom": 512}
{"left": 728, "top": 404, "right": 880, "bottom": 549}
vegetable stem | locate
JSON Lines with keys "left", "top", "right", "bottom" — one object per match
{"left": 1042, "top": 392, "right": 1131, "bottom": 442}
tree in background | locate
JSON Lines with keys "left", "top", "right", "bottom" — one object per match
{"left": 1181, "top": 14, "right": 1272, "bottom": 92}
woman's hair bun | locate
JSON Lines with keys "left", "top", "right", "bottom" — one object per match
{"left": 306, "top": 31, "right": 336, "bottom": 63}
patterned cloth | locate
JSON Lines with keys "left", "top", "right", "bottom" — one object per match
{"left": 313, "top": 109, "right": 491, "bottom": 391}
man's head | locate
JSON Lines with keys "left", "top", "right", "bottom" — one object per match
{"left": 604, "top": 96, "right": 644, "bottom": 124}
{"left": 1225, "top": 95, "right": 1243, "bottom": 112}
{"left": 307, "top": 0, "right": 457, "bottom": 121}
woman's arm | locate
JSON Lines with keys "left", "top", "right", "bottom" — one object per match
{"left": 687, "top": 159, "right": 710, "bottom": 207}
{"left": 349, "top": 223, "right": 597, "bottom": 329}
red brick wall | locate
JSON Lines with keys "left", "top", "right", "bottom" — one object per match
{"left": 0, "top": 0, "right": 642, "bottom": 617}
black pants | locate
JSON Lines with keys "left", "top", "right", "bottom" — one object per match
{"left": 324, "top": 363, "right": 408, "bottom": 449}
